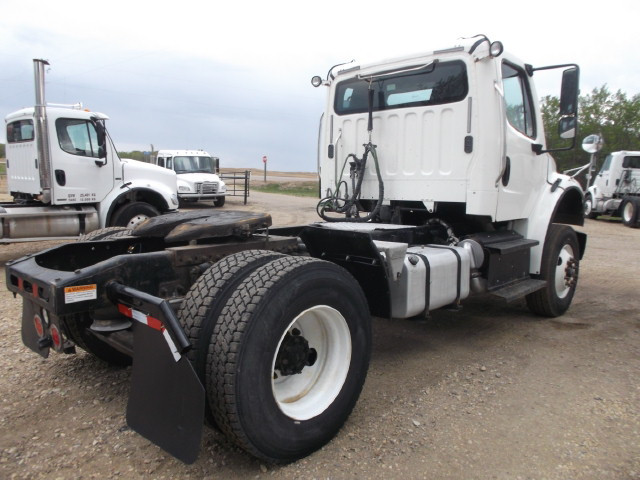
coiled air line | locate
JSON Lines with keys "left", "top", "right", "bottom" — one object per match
{"left": 317, "top": 83, "right": 385, "bottom": 222}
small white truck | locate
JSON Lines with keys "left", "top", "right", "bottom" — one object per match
{"left": 153, "top": 149, "right": 227, "bottom": 207}
{"left": 583, "top": 151, "right": 640, "bottom": 227}
{"left": 8, "top": 37, "right": 587, "bottom": 465}
{"left": 1, "top": 59, "right": 178, "bottom": 241}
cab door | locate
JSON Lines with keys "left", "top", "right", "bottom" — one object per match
{"left": 496, "top": 62, "right": 546, "bottom": 221}
{"left": 50, "top": 116, "right": 114, "bottom": 205}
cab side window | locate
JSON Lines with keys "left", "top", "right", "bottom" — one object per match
{"left": 55, "top": 118, "right": 100, "bottom": 158}
{"left": 6, "top": 120, "right": 34, "bottom": 143}
{"left": 502, "top": 63, "right": 535, "bottom": 138}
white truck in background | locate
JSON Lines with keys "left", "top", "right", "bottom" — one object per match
{"left": 583, "top": 151, "right": 640, "bottom": 227}
{"left": 1, "top": 59, "right": 178, "bottom": 241}
{"left": 153, "top": 150, "right": 226, "bottom": 207}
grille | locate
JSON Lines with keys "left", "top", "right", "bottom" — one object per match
{"left": 195, "top": 182, "right": 218, "bottom": 194}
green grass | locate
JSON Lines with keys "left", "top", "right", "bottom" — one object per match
{"left": 252, "top": 182, "right": 319, "bottom": 197}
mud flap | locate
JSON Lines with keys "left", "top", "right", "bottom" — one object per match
{"left": 127, "top": 320, "right": 205, "bottom": 464}
{"left": 21, "top": 300, "right": 49, "bottom": 358}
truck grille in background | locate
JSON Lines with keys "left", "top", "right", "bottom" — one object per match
{"left": 195, "top": 182, "right": 218, "bottom": 194}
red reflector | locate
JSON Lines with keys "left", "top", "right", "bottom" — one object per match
{"left": 147, "top": 316, "right": 163, "bottom": 331}
{"left": 34, "top": 314, "right": 44, "bottom": 337}
{"left": 51, "top": 324, "right": 61, "bottom": 349}
{"left": 118, "top": 304, "right": 132, "bottom": 318}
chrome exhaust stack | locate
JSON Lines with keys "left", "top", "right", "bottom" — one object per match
{"left": 33, "top": 58, "right": 52, "bottom": 204}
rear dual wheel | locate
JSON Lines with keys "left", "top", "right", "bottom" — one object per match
{"left": 177, "top": 250, "right": 286, "bottom": 425}
{"left": 621, "top": 198, "right": 640, "bottom": 227}
{"left": 203, "top": 256, "right": 371, "bottom": 462}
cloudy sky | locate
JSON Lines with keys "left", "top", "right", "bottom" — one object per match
{"left": 1, "top": 0, "right": 638, "bottom": 171}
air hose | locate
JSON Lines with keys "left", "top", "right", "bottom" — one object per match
{"left": 317, "top": 142, "right": 384, "bottom": 222}
{"left": 317, "top": 84, "right": 385, "bottom": 222}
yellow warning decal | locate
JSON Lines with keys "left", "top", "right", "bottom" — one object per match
{"left": 64, "top": 284, "right": 97, "bottom": 304}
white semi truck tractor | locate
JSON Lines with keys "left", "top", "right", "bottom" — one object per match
{"left": 153, "top": 149, "right": 227, "bottom": 207}
{"left": 8, "top": 37, "right": 586, "bottom": 465}
{"left": 583, "top": 151, "right": 640, "bottom": 227}
{"left": 1, "top": 59, "right": 179, "bottom": 241}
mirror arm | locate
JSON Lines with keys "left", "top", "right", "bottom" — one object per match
{"left": 532, "top": 135, "right": 577, "bottom": 155}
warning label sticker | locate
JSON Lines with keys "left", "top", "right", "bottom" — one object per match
{"left": 64, "top": 284, "right": 97, "bottom": 304}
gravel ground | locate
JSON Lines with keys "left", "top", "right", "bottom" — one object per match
{"left": 0, "top": 192, "right": 638, "bottom": 480}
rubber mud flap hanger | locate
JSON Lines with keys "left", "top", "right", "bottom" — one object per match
{"left": 108, "top": 282, "right": 205, "bottom": 464}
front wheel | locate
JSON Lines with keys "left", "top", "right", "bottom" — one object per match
{"left": 110, "top": 202, "right": 160, "bottom": 228}
{"left": 526, "top": 224, "right": 580, "bottom": 317}
{"left": 583, "top": 194, "right": 598, "bottom": 219}
{"left": 213, "top": 196, "right": 225, "bottom": 207}
{"left": 207, "top": 256, "right": 371, "bottom": 462}
{"left": 621, "top": 198, "right": 639, "bottom": 227}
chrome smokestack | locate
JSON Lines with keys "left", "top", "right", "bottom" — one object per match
{"left": 33, "top": 59, "right": 52, "bottom": 204}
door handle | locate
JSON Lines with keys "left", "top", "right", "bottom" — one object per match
{"left": 54, "top": 169, "right": 66, "bottom": 186}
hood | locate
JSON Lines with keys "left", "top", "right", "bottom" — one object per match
{"left": 122, "top": 158, "right": 177, "bottom": 186}
{"left": 176, "top": 172, "right": 222, "bottom": 183}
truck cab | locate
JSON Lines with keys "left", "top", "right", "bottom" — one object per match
{"left": 315, "top": 36, "right": 584, "bottom": 275}
{"left": 1, "top": 59, "right": 179, "bottom": 240}
{"left": 154, "top": 149, "right": 227, "bottom": 207}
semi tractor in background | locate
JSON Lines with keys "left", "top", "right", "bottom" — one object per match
{"left": 1, "top": 59, "right": 178, "bottom": 241}
{"left": 8, "top": 37, "right": 586, "bottom": 465}
{"left": 583, "top": 150, "right": 640, "bottom": 227}
{"left": 153, "top": 149, "right": 227, "bottom": 207}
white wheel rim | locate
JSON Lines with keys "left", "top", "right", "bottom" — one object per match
{"left": 554, "top": 244, "right": 575, "bottom": 299}
{"left": 126, "top": 214, "right": 149, "bottom": 228}
{"left": 271, "top": 305, "right": 351, "bottom": 421}
{"left": 623, "top": 202, "right": 633, "bottom": 222}
{"left": 584, "top": 199, "right": 592, "bottom": 216}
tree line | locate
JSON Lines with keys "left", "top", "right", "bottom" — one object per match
{"left": 542, "top": 85, "right": 640, "bottom": 172}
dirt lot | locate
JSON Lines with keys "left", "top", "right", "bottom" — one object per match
{"left": 0, "top": 192, "right": 638, "bottom": 480}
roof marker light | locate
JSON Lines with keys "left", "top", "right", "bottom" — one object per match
{"left": 490, "top": 41, "right": 504, "bottom": 58}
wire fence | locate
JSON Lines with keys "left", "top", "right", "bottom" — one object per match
{"left": 220, "top": 170, "right": 251, "bottom": 205}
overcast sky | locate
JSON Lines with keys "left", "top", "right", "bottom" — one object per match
{"left": 1, "top": 0, "right": 639, "bottom": 171}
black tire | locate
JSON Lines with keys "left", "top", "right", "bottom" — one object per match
{"left": 526, "top": 224, "right": 580, "bottom": 317}
{"left": 78, "top": 226, "right": 133, "bottom": 241}
{"left": 63, "top": 314, "right": 132, "bottom": 366}
{"left": 213, "top": 196, "right": 226, "bottom": 207}
{"left": 110, "top": 201, "right": 160, "bottom": 228}
{"left": 583, "top": 194, "right": 598, "bottom": 219}
{"left": 177, "top": 250, "right": 285, "bottom": 424}
{"left": 621, "top": 198, "right": 639, "bottom": 228}
{"left": 207, "top": 256, "right": 371, "bottom": 462}
{"left": 63, "top": 227, "right": 135, "bottom": 366}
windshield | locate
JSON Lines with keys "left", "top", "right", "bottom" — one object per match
{"left": 334, "top": 60, "right": 468, "bottom": 115}
{"left": 172, "top": 156, "right": 216, "bottom": 174}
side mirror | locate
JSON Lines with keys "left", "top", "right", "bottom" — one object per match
{"left": 91, "top": 117, "right": 107, "bottom": 160}
{"left": 559, "top": 117, "right": 576, "bottom": 139}
{"left": 559, "top": 67, "right": 579, "bottom": 116}
{"left": 557, "top": 66, "right": 580, "bottom": 142}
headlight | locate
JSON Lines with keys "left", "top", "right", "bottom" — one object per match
{"left": 178, "top": 186, "right": 191, "bottom": 192}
